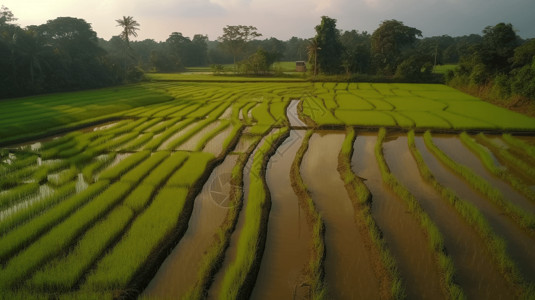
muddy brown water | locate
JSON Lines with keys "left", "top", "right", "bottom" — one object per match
{"left": 415, "top": 136, "right": 535, "bottom": 286}
{"left": 250, "top": 130, "right": 311, "bottom": 299}
{"left": 141, "top": 154, "right": 238, "bottom": 298}
{"left": 432, "top": 135, "right": 535, "bottom": 216}
{"left": 352, "top": 134, "right": 445, "bottom": 300}
{"left": 287, "top": 100, "right": 307, "bottom": 127}
{"left": 207, "top": 132, "right": 271, "bottom": 299}
{"left": 301, "top": 132, "right": 381, "bottom": 299}
{"left": 383, "top": 135, "right": 515, "bottom": 299}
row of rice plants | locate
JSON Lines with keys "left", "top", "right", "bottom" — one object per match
{"left": 220, "top": 128, "right": 289, "bottom": 299}
{"left": 143, "top": 119, "right": 197, "bottom": 151}
{"left": 0, "top": 181, "right": 132, "bottom": 289}
{"left": 0, "top": 183, "right": 76, "bottom": 235}
{"left": 184, "top": 139, "right": 260, "bottom": 299}
{"left": 0, "top": 183, "right": 40, "bottom": 210}
{"left": 471, "top": 133, "right": 535, "bottom": 201}
{"left": 81, "top": 153, "right": 116, "bottom": 183}
{"left": 162, "top": 118, "right": 215, "bottom": 151}
{"left": 426, "top": 132, "right": 535, "bottom": 231}
{"left": 289, "top": 130, "right": 326, "bottom": 299}
{"left": 167, "top": 152, "right": 215, "bottom": 187}
{"left": 194, "top": 120, "right": 231, "bottom": 151}
{"left": 375, "top": 128, "right": 464, "bottom": 300}
{"left": 98, "top": 151, "right": 150, "bottom": 181}
{"left": 119, "top": 133, "right": 154, "bottom": 152}
{"left": 144, "top": 117, "right": 181, "bottom": 134}
{"left": 409, "top": 131, "right": 531, "bottom": 297}
{"left": 502, "top": 134, "right": 535, "bottom": 159}
{"left": 47, "top": 166, "right": 78, "bottom": 187}
{"left": 337, "top": 127, "right": 403, "bottom": 299}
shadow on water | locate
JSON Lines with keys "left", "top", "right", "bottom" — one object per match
{"left": 301, "top": 132, "right": 380, "bottom": 299}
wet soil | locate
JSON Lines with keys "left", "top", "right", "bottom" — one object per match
{"left": 203, "top": 125, "right": 233, "bottom": 157}
{"left": 301, "top": 132, "right": 381, "bottom": 299}
{"left": 352, "top": 134, "right": 445, "bottom": 300}
{"left": 141, "top": 154, "right": 238, "bottom": 298}
{"left": 250, "top": 130, "right": 311, "bottom": 299}
{"left": 383, "top": 135, "right": 515, "bottom": 299}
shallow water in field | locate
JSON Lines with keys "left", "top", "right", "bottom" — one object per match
{"left": 301, "top": 132, "right": 380, "bottom": 299}
{"left": 157, "top": 120, "right": 199, "bottom": 151}
{"left": 177, "top": 121, "right": 222, "bottom": 151}
{"left": 142, "top": 154, "right": 238, "bottom": 298}
{"left": 250, "top": 130, "right": 311, "bottom": 299}
{"left": 416, "top": 136, "right": 535, "bottom": 287}
{"left": 353, "top": 133, "right": 444, "bottom": 300}
{"left": 202, "top": 125, "right": 233, "bottom": 156}
{"left": 433, "top": 135, "right": 535, "bottom": 215}
{"left": 287, "top": 100, "right": 307, "bottom": 127}
{"left": 384, "top": 135, "right": 514, "bottom": 299}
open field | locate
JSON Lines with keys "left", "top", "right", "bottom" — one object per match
{"left": 1, "top": 77, "right": 535, "bottom": 299}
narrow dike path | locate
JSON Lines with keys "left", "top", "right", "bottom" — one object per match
{"left": 141, "top": 154, "right": 238, "bottom": 298}
{"left": 384, "top": 135, "right": 514, "bottom": 299}
{"left": 250, "top": 130, "right": 311, "bottom": 299}
{"left": 301, "top": 132, "right": 380, "bottom": 299}
{"left": 352, "top": 133, "right": 444, "bottom": 300}
{"left": 416, "top": 135, "right": 535, "bottom": 288}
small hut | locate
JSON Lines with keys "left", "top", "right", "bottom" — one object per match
{"left": 296, "top": 61, "right": 307, "bottom": 72}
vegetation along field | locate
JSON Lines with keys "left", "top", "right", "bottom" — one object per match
{"left": 1, "top": 78, "right": 535, "bottom": 299}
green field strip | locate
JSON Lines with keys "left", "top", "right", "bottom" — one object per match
{"left": 302, "top": 96, "right": 343, "bottom": 126}
{"left": 144, "top": 117, "right": 181, "bottom": 134}
{"left": 142, "top": 152, "right": 189, "bottom": 187}
{"left": 152, "top": 102, "right": 192, "bottom": 118}
{"left": 386, "top": 112, "right": 416, "bottom": 128}
{"left": 120, "top": 152, "right": 170, "bottom": 184}
{"left": 433, "top": 111, "right": 496, "bottom": 130}
{"left": 336, "top": 93, "right": 375, "bottom": 110}
{"left": 220, "top": 128, "right": 289, "bottom": 299}
{"left": 251, "top": 101, "right": 276, "bottom": 125}
{"left": 143, "top": 119, "right": 196, "bottom": 151}
{"left": 185, "top": 102, "right": 222, "bottom": 119}
{"left": 27, "top": 205, "right": 135, "bottom": 291}
{"left": 446, "top": 101, "right": 535, "bottom": 130}
{"left": 168, "top": 103, "right": 203, "bottom": 118}
{"left": 335, "top": 110, "right": 397, "bottom": 127}
{"left": 98, "top": 151, "right": 151, "bottom": 181}
{"left": 0, "top": 183, "right": 40, "bottom": 210}
{"left": 502, "top": 134, "right": 535, "bottom": 160}
{"left": 105, "top": 118, "right": 148, "bottom": 136}
{"left": 137, "top": 104, "right": 177, "bottom": 118}
{"left": 195, "top": 120, "right": 231, "bottom": 151}
{"left": 363, "top": 97, "right": 395, "bottom": 111}
{"left": 0, "top": 183, "right": 76, "bottom": 235}
{"left": 385, "top": 96, "right": 447, "bottom": 111}
{"left": 48, "top": 167, "right": 78, "bottom": 188}
{"left": 0, "top": 181, "right": 132, "bottom": 289}
{"left": 161, "top": 118, "right": 215, "bottom": 151}
{"left": 241, "top": 102, "right": 258, "bottom": 125}
{"left": 81, "top": 153, "right": 116, "bottom": 184}
{"left": 131, "top": 118, "right": 162, "bottom": 133}
{"left": 0, "top": 181, "right": 109, "bottom": 262}
{"left": 399, "top": 111, "right": 452, "bottom": 129}
{"left": 166, "top": 152, "right": 215, "bottom": 187}
{"left": 375, "top": 128, "right": 464, "bottom": 300}
{"left": 425, "top": 132, "right": 535, "bottom": 232}
{"left": 207, "top": 101, "right": 234, "bottom": 120}
{"left": 118, "top": 133, "right": 154, "bottom": 152}
{"left": 269, "top": 101, "right": 289, "bottom": 126}
{"left": 81, "top": 187, "right": 189, "bottom": 291}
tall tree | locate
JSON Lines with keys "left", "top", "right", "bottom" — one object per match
{"left": 218, "top": 25, "right": 262, "bottom": 68}
{"left": 371, "top": 19, "right": 422, "bottom": 75}
{"left": 479, "top": 23, "right": 520, "bottom": 73}
{"left": 313, "top": 16, "right": 343, "bottom": 74}
{"left": 115, "top": 16, "right": 140, "bottom": 47}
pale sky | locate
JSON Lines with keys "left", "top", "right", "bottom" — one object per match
{"left": 3, "top": 0, "right": 535, "bottom": 41}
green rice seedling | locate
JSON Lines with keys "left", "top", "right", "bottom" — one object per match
{"left": 8, "top": 154, "right": 38, "bottom": 170}
{"left": 48, "top": 166, "right": 78, "bottom": 187}
{"left": 163, "top": 118, "right": 214, "bottom": 151}
{"left": 0, "top": 183, "right": 40, "bottom": 210}
{"left": 222, "top": 123, "right": 243, "bottom": 153}
{"left": 0, "top": 165, "right": 38, "bottom": 189}
{"left": 195, "top": 120, "right": 231, "bottom": 151}
{"left": 142, "top": 152, "right": 189, "bottom": 186}
{"left": 376, "top": 128, "right": 464, "bottom": 300}
{"left": 0, "top": 181, "right": 132, "bottom": 289}
{"left": 143, "top": 119, "right": 197, "bottom": 151}
{"left": 502, "top": 134, "right": 535, "bottom": 159}
{"left": 220, "top": 128, "right": 288, "bottom": 299}
{"left": 269, "top": 101, "right": 289, "bottom": 126}
{"left": 105, "top": 118, "right": 148, "bottom": 136}
{"left": 186, "top": 102, "right": 222, "bottom": 119}
{"left": 0, "top": 183, "right": 76, "bottom": 234}
{"left": 166, "top": 152, "right": 215, "bottom": 187}
{"left": 426, "top": 131, "right": 535, "bottom": 231}
{"left": 123, "top": 184, "right": 156, "bottom": 213}
{"left": 120, "top": 151, "right": 169, "bottom": 183}
{"left": 81, "top": 153, "right": 116, "bottom": 183}
{"left": 335, "top": 110, "right": 397, "bottom": 127}
{"left": 28, "top": 205, "right": 134, "bottom": 290}
{"left": 95, "top": 131, "right": 140, "bottom": 152}
{"left": 98, "top": 151, "right": 150, "bottom": 181}
{"left": 131, "top": 117, "right": 162, "bottom": 133}
{"left": 338, "top": 127, "right": 404, "bottom": 299}
{"left": 241, "top": 102, "right": 257, "bottom": 125}
{"left": 168, "top": 103, "right": 202, "bottom": 118}
{"left": 408, "top": 130, "right": 529, "bottom": 297}
{"left": 144, "top": 117, "right": 181, "bottom": 134}
{"left": 119, "top": 133, "right": 154, "bottom": 152}
{"left": 0, "top": 180, "right": 109, "bottom": 262}
{"left": 81, "top": 187, "right": 189, "bottom": 291}
{"left": 471, "top": 133, "right": 535, "bottom": 201}
{"left": 251, "top": 101, "right": 275, "bottom": 125}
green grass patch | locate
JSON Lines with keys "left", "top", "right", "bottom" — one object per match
{"left": 166, "top": 152, "right": 215, "bottom": 187}
{"left": 0, "top": 183, "right": 40, "bottom": 210}
{"left": 98, "top": 151, "right": 150, "bottom": 181}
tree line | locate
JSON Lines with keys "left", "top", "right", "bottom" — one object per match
{"left": 1, "top": 6, "right": 533, "bottom": 101}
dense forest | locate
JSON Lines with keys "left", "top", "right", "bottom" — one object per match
{"left": 1, "top": 6, "right": 534, "bottom": 103}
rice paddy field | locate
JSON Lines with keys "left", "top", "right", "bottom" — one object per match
{"left": 1, "top": 78, "right": 535, "bottom": 299}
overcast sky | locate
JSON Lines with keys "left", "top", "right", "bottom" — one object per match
{"left": 3, "top": 0, "right": 535, "bottom": 41}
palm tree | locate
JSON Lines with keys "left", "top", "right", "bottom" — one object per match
{"left": 307, "top": 38, "right": 321, "bottom": 77}
{"left": 115, "top": 16, "right": 139, "bottom": 47}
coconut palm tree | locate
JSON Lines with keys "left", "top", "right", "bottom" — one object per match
{"left": 115, "top": 16, "right": 139, "bottom": 47}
